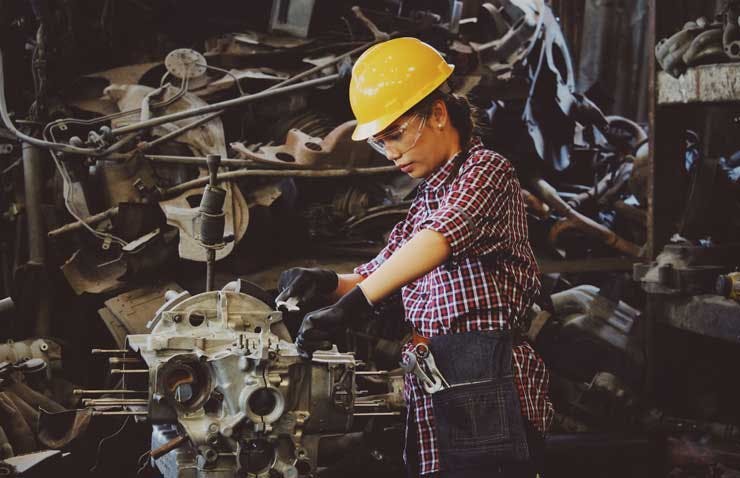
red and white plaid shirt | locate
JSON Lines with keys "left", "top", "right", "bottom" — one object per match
{"left": 355, "top": 137, "right": 554, "bottom": 475}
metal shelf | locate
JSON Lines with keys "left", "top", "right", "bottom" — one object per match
{"left": 658, "top": 63, "right": 740, "bottom": 105}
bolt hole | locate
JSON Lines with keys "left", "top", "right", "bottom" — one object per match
{"left": 254, "top": 326, "right": 262, "bottom": 333}
{"left": 275, "top": 152, "right": 295, "bottom": 162}
{"left": 304, "top": 141, "right": 322, "bottom": 151}
{"left": 189, "top": 312, "right": 206, "bottom": 327}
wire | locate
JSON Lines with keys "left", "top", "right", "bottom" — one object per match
{"left": 89, "top": 416, "right": 131, "bottom": 473}
{"left": 136, "top": 449, "right": 151, "bottom": 475}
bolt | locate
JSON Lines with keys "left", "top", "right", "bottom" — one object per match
{"left": 172, "top": 314, "right": 182, "bottom": 323}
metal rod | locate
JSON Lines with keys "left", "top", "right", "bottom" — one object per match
{"left": 110, "top": 369, "right": 149, "bottom": 374}
{"left": 91, "top": 348, "right": 129, "bottom": 354}
{"left": 108, "top": 357, "right": 143, "bottom": 365}
{"left": 354, "top": 371, "right": 389, "bottom": 375}
{"left": 353, "top": 412, "right": 401, "bottom": 416}
{"left": 163, "top": 165, "right": 399, "bottom": 197}
{"left": 139, "top": 111, "right": 222, "bottom": 151}
{"left": 48, "top": 207, "right": 119, "bottom": 238}
{"left": 206, "top": 249, "right": 216, "bottom": 292}
{"left": 92, "top": 411, "right": 148, "bottom": 416}
{"left": 83, "top": 399, "right": 148, "bottom": 406}
{"left": 150, "top": 435, "right": 188, "bottom": 460}
{"left": 22, "top": 143, "right": 45, "bottom": 265}
{"left": 74, "top": 389, "right": 146, "bottom": 395}
{"left": 110, "top": 74, "right": 338, "bottom": 136}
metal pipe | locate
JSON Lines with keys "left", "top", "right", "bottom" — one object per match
{"left": 73, "top": 389, "right": 146, "bottom": 395}
{"left": 110, "top": 369, "right": 149, "bottom": 374}
{"left": 163, "top": 164, "right": 399, "bottom": 197}
{"left": 91, "top": 348, "right": 129, "bottom": 354}
{"left": 138, "top": 111, "right": 222, "bottom": 152}
{"left": 92, "top": 411, "right": 147, "bottom": 416}
{"left": 47, "top": 207, "right": 119, "bottom": 238}
{"left": 150, "top": 435, "right": 188, "bottom": 460}
{"left": 108, "top": 357, "right": 143, "bottom": 365}
{"left": 83, "top": 399, "right": 148, "bottom": 406}
{"left": 22, "top": 143, "right": 45, "bottom": 265}
{"left": 110, "top": 74, "right": 338, "bottom": 136}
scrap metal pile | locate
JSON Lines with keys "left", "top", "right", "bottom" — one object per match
{"left": 0, "top": 0, "right": 736, "bottom": 477}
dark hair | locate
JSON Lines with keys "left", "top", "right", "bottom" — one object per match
{"left": 407, "top": 86, "right": 476, "bottom": 150}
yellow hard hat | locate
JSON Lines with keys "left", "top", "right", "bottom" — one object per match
{"left": 349, "top": 37, "right": 454, "bottom": 141}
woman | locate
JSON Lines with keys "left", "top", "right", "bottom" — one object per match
{"left": 276, "top": 37, "right": 553, "bottom": 477}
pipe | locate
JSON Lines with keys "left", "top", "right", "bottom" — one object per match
{"left": 532, "top": 178, "right": 643, "bottom": 257}
{"left": 22, "top": 143, "right": 45, "bottom": 265}
{"left": 0, "top": 425, "right": 13, "bottom": 458}
{"left": 163, "top": 164, "right": 399, "bottom": 197}
{"left": 0, "top": 392, "right": 36, "bottom": 454}
{"left": 110, "top": 74, "right": 339, "bottom": 136}
{"left": 6, "top": 381, "right": 65, "bottom": 414}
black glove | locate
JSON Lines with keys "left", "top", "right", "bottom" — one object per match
{"left": 275, "top": 267, "right": 338, "bottom": 310}
{"left": 296, "top": 286, "right": 373, "bottom": 357}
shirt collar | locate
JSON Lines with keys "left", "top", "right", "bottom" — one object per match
{"left": 423, "top": 136, "right": 484, "bottom": 190}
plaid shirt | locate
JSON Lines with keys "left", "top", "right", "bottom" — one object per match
{"left": 355, "top": 137, "right": 554, "bottom": 475}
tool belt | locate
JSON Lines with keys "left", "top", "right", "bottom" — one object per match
{"left": 403, "top": 329, "right": 530, "bottom": 471}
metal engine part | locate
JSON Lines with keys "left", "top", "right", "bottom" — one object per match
{"left": 128, "top": 289, "right": 389, "bottom": 477}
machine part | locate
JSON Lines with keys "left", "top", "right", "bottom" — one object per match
{"left": 21, "top": 144, "right": 45, "bottom": 267}
{"left": 635, "top": 243, "right": 740, "bottom": 295}
{"left": 655, "top": 20, "right": 705, "bottom": 77}
{"left": 0, "top": 339, "right": 61, "bottom": 368}
{"left": 716, "top": 272, "right": 740, "bottom": 301}
{"left": 269, "top": 0, "right": 316, "bottom": 38}
{"left": 532, "top": 178, "right": 643, "bottom": 257}
{"left": 472, "top": 0, "right": 542, "bottom": 76}
{"left": 164, "top": 49, "right": 207, "bottom": 82}
{"left": 723, "top": 1, "right": 740, "bottom": 59}
{"left": 159, "top": 176, "right": 248, "bottom": 263}
{"left": 232, "top": 120, "right": 377, "bottom": 169}
{"left": 127, "top": 288, "right": 403, "bottom": 477}
{"left": 198, "top": 155, "right": 228, "bottom": 291}
{"left": 537, "top": 285, "right": 643, "bottom": 388}
{"left": 98, "top": 283, "right": 186, "bottom": 347}
{"left": 683, "top": 28, "right": 724, "bottom": 67}
{"left": 0, "top": 424, "right": 13, "bottom": 458}
{"left": 0, "top": 393, "right": 36, "bottom": 454}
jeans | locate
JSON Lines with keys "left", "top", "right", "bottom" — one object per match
{"left": 406, "top": 331, "right": 537, "bottom": 477}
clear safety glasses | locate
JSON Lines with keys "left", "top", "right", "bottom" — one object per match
{"left": 367, "top": 114, "right": 427, "bottom": 157}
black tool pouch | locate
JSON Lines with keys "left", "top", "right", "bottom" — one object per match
{"left": 429, "top": 330, "right": 530, "bottom": 471}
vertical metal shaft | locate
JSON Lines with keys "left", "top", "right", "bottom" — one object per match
{"left": 22, "top": 143, "right": 45, "bottom": 266}
{"left": 206, "top": 249, "right": 216, "bottom": 292}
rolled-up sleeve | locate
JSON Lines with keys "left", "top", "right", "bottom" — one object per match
{"left": 417, "top": 160, "right": 514, "bottom": 260}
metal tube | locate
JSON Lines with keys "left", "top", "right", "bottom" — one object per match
{"left": 22, "top": 143, "right": 45, "bottom": 265}
{"left": 150, "top": 435, "right": 188, "bottom": 460}
{"left": 92, "top": 411, "right": 147, "bottom": 416}
{"left": 73, "top": 389, "right": 146, "bottom": 395}
{"left": 206, "top": 249, "right": 216, "bottom": 292}
{"left": 353, "top": 412, "right": 401, "bottom": 416}
{"left": 139, "top": 111, "right": 222, "bottom": 151}
{"left": 91, "top": 348, "right": 129, "bottom": 354}
{"left": 110, "top": 74, "right": 338, "bottom": 136}
{"left": 163, "top": 165, "right": 399, "bottom": 197}
{"left": 110, "top": 369, "right": 149, "bottom": 374}
{"left": 47, "top": 207, "right": 119, "bottom": 238}
{"left": 83, "top": 399, "right": 148, "bottom": 406}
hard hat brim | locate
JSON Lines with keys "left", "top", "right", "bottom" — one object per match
{"left": 351, "top": 63, "right": 455, "bottom": 141}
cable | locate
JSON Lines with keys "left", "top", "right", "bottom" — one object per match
{"left": 89, "top": 416, "right": 131, "bottom": 473}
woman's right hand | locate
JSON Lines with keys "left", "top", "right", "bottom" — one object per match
{"left": 275, "top": 268, "right": 338, "bottom": 311}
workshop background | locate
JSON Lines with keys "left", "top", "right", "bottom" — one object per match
{"left": 0, "top": 0, "right": 739, "bottom": 476}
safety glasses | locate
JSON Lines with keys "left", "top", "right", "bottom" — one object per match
{"left": 367, "top": 114, "right": 427, "bottom": 157}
